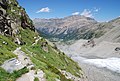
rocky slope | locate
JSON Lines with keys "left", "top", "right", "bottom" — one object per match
{"left": 0, "top": 0, "right": 84, "bottom": 81}
{"left": 96, "top": 17, "right": 120, "bottom": 43}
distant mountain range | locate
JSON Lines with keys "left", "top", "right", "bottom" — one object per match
{"left": 33, "top": 15, "right": 120, "bottom": 42}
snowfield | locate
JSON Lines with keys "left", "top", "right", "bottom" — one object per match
{"left": 56, "top": 40, "right": 120, "bottom": 81}
{"left": 84, "top": 57, "right": 120, "bottom": 74}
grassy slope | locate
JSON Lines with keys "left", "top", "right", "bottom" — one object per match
{"left": 21, "top": 29, "right": 82, "bottom": 81}
{"left": 0, "top": 35, "right": 17, "bottom": 65}
{"left": 0, "top": 34, "right": 29, "bottom": 81}
{"left": 0, "top": 67, "right": 29, "bottom": 81}
{"left": 0, "top": 0, "right": 82, "bottom": 80}
{"left": 0, "top": 28, "right": 82, "bottom": 81}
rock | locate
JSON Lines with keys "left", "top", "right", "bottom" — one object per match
{"left": 0, "top": 8, "right": 6, "bottom": 16}
{"left": 1, "top": 58, "right": 24, "bottom": 73}
{"left": 14, "top": 38, "right": 21, "bottom": 45}
{"left": 2, "top": 41, "right": 8, "bottom": 45}
{"left": 14, "top": 37, "right": 25, "bottom": 45}
{"left": 0, "top": 0, "right": 8, "bottom": 9}
{"left": 0, "top": 44, "right": 2, "bottom": 47}
{"left": 41, "top": 42, "right": 48, "bottom": 47}
{"left": 0, "top": 0, "right": 35, "bottom": 37}
{"left": 11, "top": 21, "right": 20, "bottom": 35}
{"left": 115, "top": 47, "right": 120, "bottom": 51}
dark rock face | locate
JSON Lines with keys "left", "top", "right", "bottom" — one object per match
{"left": 20, "top": 10, "right": 35, "bottom": 31}
{"left": 0, "top": 0, "right": 35, "bottom": 36}
{"left": 0, "top": 0, "right": 8, "bottom": 10}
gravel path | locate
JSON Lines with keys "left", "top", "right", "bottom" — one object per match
{"left": 1, "top": 47, "right": 46, "bottom": 81}
{"left": 16, "top": 70, "right": 46, "bottom": 81}
{"left": 1, "top": 47, "right": 32, "bottom": 73}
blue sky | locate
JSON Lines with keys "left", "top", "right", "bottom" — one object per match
{"left": 18, "top": 0, "right": 120, "bottom": 22}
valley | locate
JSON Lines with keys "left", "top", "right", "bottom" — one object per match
{"left": 34, "top": 15, "right": 120, "bottom": 81}
{"left": 0, "top": 0, "right": 120, "bottom": 81}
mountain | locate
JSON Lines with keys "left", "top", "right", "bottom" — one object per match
{"left": 34, "top": 15, "right": 120, "bottom": 43}
{"left": 96, "top": 17, "right": 120, "bottom": 43}
{"left": 0, "top": 0, "right": 84, "bottom": 81}
{"left": 34, "top": 15, "right": 98, "bottom": 41}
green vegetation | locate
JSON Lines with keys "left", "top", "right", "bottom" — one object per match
{"left": 34, "top": 77, "right": 39, "bottom": 81}
{"left": 0, "top": 26, "right": 82, "bottom": 80}
{"left": 0, "top": 35, "right": 17, "bottom": 51}
{"left": 19, "top": 28, "right": 39, "bottom": 45}
{"left": 0, "top": 28, "right": 82, "bottom": 81}
{"left": 21, "top": 37, "right": 82, "bottom": 81}
{"left": 0, "top": 67, "right": 29, "bottom": 81}
{"left": 0, "top": 0, "right": 83, "bottom": 81}
{"left": 0, "top": 35, "right": 17, "bottom": 65}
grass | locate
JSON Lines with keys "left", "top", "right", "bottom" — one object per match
{"left": 0, "top": 34, "right": 29, "bottom": 81}
{"left": 0, "top": 67, "right": 29, "bottom": 81}
{"left": 0, "top": 28, "right": 82, "bottom": 81}
{"left": 34, "top": 77, "right": 39, "bottom": 81}
{"left": 0, "top": 48, "right": 16, "bottom": 65}
{"left": 22, "top": 44, "right": 81, "bottom": 76}
{"left": 0, "top": 1, "right": 83, "bottom": 79}
{"left": 0, "top": 35, "right": 17, "bottom": 65}
{"left": 44, "top": 70, "right": 60, "bottom": 81}
{"left": 19, "top": 28, "right": 39, "bottom": 45}
{"left": 0, "top": 0, "right": 83, "bottom": 81}
{"left": 0, "top": 35, "right": 17, "bottom": 51}
{"left": 21, "top": 37, "right": 82, "bottom": 81}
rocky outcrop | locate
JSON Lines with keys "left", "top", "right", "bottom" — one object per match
{"left": 0, "top": 0, "right": 36, "bottom": 71}
{"left": 0, "top": 0, "right": 35, "bottom": 44}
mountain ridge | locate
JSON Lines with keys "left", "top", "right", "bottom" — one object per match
{"left": 34, "top": 15, "right": 120, "bottom": 42}
{"left": 34, "top": 15, "right": 98, "bottom": 41}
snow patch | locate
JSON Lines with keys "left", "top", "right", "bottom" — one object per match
{"left": 84, "top": 57, "right": 120, "bottom": 73}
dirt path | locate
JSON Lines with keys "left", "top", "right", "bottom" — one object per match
{"left": 1, "top": 47, "right": 32, "bottom": 73}
{"left": 14, "top": 47, "right": 46, "bottom": 81}
{"left": 16, "top": 70, "right": 46, "bottom": 81}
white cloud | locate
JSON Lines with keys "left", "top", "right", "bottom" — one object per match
{"left": 72, "top": 12, "right": 80, "bottom": 15}
{"left": 94, "top": 7, "right": 100, "bottom": 12}
{"left": 95, "top": 9, "right": 99, "bottom": 12}
{"left": 36, "top": 7, "right": 50, "bottom": 13}
{"left": 81, "top": 9, "right": 93, "bottom": 18}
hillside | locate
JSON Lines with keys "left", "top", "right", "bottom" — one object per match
{"left": 0, "top": 0, "right": 84, "bottom": 81}
{"left": 96, "top": 17, "right": 120, "bottom": 43}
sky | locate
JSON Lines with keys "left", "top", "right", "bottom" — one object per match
{"left": 17, "top": 0, "right": 120, "bottom": 22}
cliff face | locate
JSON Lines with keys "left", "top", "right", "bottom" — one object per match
{"left": 0, "top": 0, "right": 35, "bottom": 33}
{"left": 0, "top": 0, "right": 35, "bottom": 45}
{"left": 0, "top": 0, "right": 84, "bottom": 81}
